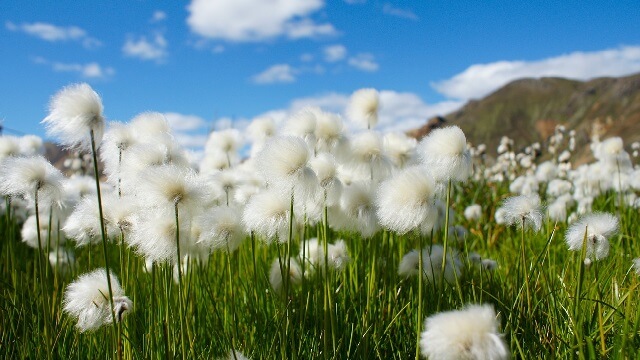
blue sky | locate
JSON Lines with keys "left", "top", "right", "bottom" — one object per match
{"left": 1, "top": 0, "right": 639, "bottom": 152}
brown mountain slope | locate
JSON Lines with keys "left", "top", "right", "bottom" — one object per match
{"left": 411, "top": 73, "right": 640, "bottom": 159}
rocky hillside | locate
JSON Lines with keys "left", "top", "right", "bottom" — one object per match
{"left": 410, "top": 73, "right": 640, "bottom": 161}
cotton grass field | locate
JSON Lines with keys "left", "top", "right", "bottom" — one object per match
{"left": 1, "top": 84, "right": 640, "bottom": 359}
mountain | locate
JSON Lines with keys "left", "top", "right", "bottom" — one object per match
{"left": 410, "top": 73, "right": 640, "bottom": 161}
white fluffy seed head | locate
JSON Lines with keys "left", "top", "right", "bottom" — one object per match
{"left": 242, "top": 189, "right": 291, "bottom": 243}
{"left": 269, "top": 257, "right": 303, "bottom": 293}
{"left": 256, "top": 136, "right": 311, "bottom": 188}
{"left": 129, "top": 112, "right": 172, "bottom": 144}
{"left": 63, "top": 268, "right": 132, "bottom": 332}
{"left": 19, "top": 135, "right": 45, "bottom": 156}
{"left": 420, "top": 304, "right": 509, "bottom": 360}
{"left": 501, "top": 194, "right": 543, "bottom": 232}
{"left": 398, "top": 245, "right": 462, "bottom": 284}
{"left": 0, "top": 155, "right": 64, "bottom": 207}
{"left": 21, "top": 211, "right": 66, "bottom": 248}
{"left": 418, "top": 126, "right": 472, "bottom": 182}
{"left": 338, "top": 182, "right": 380, "bottom": 238}
{"left": 247, "top": 116, "right": 276, "bottom": 143}
{"left": 283, "top": 107, "right": 318, "bottom": 146}
{"left": 137, "top": 165, "right": 205, "bottom": 215}
{"left": 42, "top": 83, "right": 105, "bottom": 151}
{"left": 347, "top": 88, "right": 380, "bottom": 129}
{"left": 565, "top": 212, "right": 618, "bottom": 261}
{"left": 314, "top": 111, "right": 344, "bottom": 153}
{"left": 464, "top": 204, "right": 482, "bottom": 221}
{"left": 0, "top": 135, "right": 21, "bottom": 159}
{"left": 205, "top": 129, "right": 242, "bottom": 156}
{"left": 101, "top": 122, "right": 137, "bottom": 183}
{"left": 383, "top": 132, "right": 417, "bottom": 168}
{"left": 127, "top": 208, "right": 192, "bottom": 263}
{"left": 197, "top": 206, "right": 246, "bottom": 252}
{"left": 376, "top": 166, "right": 437, "bottom": 234}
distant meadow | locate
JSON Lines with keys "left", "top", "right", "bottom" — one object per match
{"left": 2, "top": 84, "right": 640, "bottom": 359}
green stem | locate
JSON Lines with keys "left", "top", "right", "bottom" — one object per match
{"left": 416, "top": 233, "right": 423, "bottom": 360}
{"left": 174, "top": 203, "right": 187, "bottom": 360}
{"left": 34, "top": 189, "right": 52, "bottom": 360}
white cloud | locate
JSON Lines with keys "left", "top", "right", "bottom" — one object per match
{"left": 252, "top": 64, "right": 297, "bottom": 84}
{"left": 249, "top": 90, "right": 462, "bottom": 133}
{"left": 324, "top": 44, "right": 347, "bottom": 62}
{"left": 433, "top": 46, "right": 640, "bottom": 100}
{"left": 163, "top": 112, "right": 210, "bottom": 149}
{"left": 122, "top": 34, "right": 168, "bottom": 62}
{"left": 348, "top": 53, "right": 379, "bottom": 72}
{"left": 151, "top": 11, "right": 167, "bottom": 22}
{"left": 300, "top": 53, "right": 314, "bottom": 62}
{"left": 164, "top": 112, "right": 208, "bottom": 131}
{"left": 34, "top": 57, "right": 115, "bottom": 79}
{"left": 186, "top": 0, "right": 337, "bottom": 42}
{"left": 382, "top": 4, "right": 418, "bottom": 20}
{"left": 6, "top": 21, "right": 101, "bottom": 48}
{"left": 212, "top": 45, "right": 225, "bottom": 54}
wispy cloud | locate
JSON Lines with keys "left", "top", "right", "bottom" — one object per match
{"left": 348, "top": 53, "right": 379, "bottom": 72}
{"left": 323, "top": 44, "right": 347, "bottom": 62}
{"left": 252, "top": 64, "right": 298, "bottom": 84}
{"left": 33, "top": 57, "right": 115, "bottom": 79}
{"left": 186, "top": 0, "right": 337, "bottom": 42}
{"left": 6, "top": 21, "right": 101, "bottom": 48}
{"left": 382, "top": 3, "right": 418, "bottom": 20}
{"left": 122, "top": 34, "right": 168, "bottom": 62}
{"left": 151, "top": 10, "right": 167, "bottom": 23}
{"left": 432, "top": 46, "right": 640, "bottom": 100}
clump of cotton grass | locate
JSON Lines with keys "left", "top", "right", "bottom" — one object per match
{"left": 256, "top": 136, "right": 314, "bottom": 192}
{"left": 19, "top": 135, "right": 45, "bottom": 156}
{"left": 269, "top": 257, "right": 303, "bottom": 293}
{"left": 247, "top": 116, "right": 276, "bottom": 156}
{"left": 42, "top": 83, "right": 105, "bottom": 152}
{"left": 464, "top": 204, "right": 482, "bottom": 221}
{"left": 383, "top": 132, "right": 417, "bottom": 168}
{"left": 21, "top": 211, "right": 66, "bottom": 249}
{"left": 137, "top": 164, "right": 205, "bottom": 217}
{"left": 314, "top": 110, "right": 345, "bottom": 153}
{"left": 335, "top": 182, "right": 380, "bottom": 238}
{"left": 129, "top": 112, "right": 173, "bottom": 145}
{"left": 205, "top": 129, "right": 242, "bottom": 167}
{"left": 347, "top": 88, "right": 380, "bottom": 129}
{"left": 418, "top": 126, "right": 472, "bottom": 183}
{"left": 632, "top": 258, "right": 640, "bottom": 275}
{"left": 376, "top": 166, "right": 437, "bottom": 235}
{"left": 398, "top": 245, "right": 462, "bottom": 284}
{"left": 299, "top": 238, "right": 350, "bottom": 272}
{"left": 345, "top": 130, "right": 392, "bottom": 182}
{"left": 0, "top": 135, "right": 21, "bottom": 159}
{"left": 63, "top": 268, "right": 132, "bottom": 332}
{"left": 196, "top": 206, "right": 246, "bottom": 252}
{"left": 501, "top": 194, "right": 543, "bottom": 232}
{"left": 100, "top": 122, "right": 137, "bottom": 194}
{"left": 48, "top": 248, "right": 75, "bottom": 272}
{"left": 309, "top": 153, "right": 342, "bottom": 206}
{"left": 242, "top": 189, "right": 291, "bottom": 243}
{"left": 0, "top": 156, "right": 64, "bottom": 207}
{"left": 127, "top": 208, "right": 191, "bottom": 263}
{"left": 565, "top": 212, "right": 618, "bottom": 263}
{"left": 283, "top": 107, "right": 318, "bottom": 148}
{"left": 420, "top": 304, "right": 509, "bottom": 360}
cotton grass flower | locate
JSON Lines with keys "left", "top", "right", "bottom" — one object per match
{"left": 42, "top": 83, "right": 105, "bottom": 151}
{"left": 565, "top": 212, "right": 618, "bottom": 261}
{"left": 418, "top": 126, "right": 472, "bottom": 182}
{"left": 0, "top": 135, "right": 20, "bottom": 159}
{"left": 464, "top": 204, "right": 482, "bottom": 221}
{"left": 299, "top": 238, "right": 350, "bottom": 272}
{"left": 19, "top": 135, "right": 45, "bottom": 156}
{"left": 63, "top": 268, "right": 132, "bottom": 332}
{"left": 269, "top": 257, "right": 303, "bottom": 292}
{"left": 256, "top": 136, "right": 312, "bottom": 190}
{"left": 314, "top": 111, "right": 344, "bottom": 153}
{"left": 398, "top": 245, "right": 462, "bottom": 284}
{"left": 137, "top": 164, "right": 205, "bottom": 216}
{"left": 347, "top": 88, "right": 380, "bottom": 129}
{"left": 196, "top": 206, "right": 246, "bottom": 252}
{"left": 420, "top": 304, "right": 509, "bottom": 360}
{"left": 376, "top": 166, "right": 437, "bottom": 234}
{"left": 283, "top": 107, "right": 318, "bottom": 147}
{"left": 0, "top": 155, "right": 64, "bottom": 207}
{"left": 242, "top": 189, "right": 291, "bottom": 243}
{"left": 632, "top": 258, "right": 640, "bottom": 275}
{"left": 127, "top": 208, "right": 191, "bottom": 263}
{"left": 501, "top": 194, "right": 543, "bottom": 232}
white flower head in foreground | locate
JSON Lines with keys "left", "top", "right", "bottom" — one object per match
{"left": 376, "top": 166, "right": 437, "bottom": 235}
{"left": 243, "top": 189, "right": 291, "bottom": 243}
{"left": 138, "top": 165, "right": 205, "bottom": 216}
{"left": 63, "top": 268, "right": 132, "bottom": 332}
{"left": 420, "top": 304, "right": 509, "bottom": 360}
{"left": 42, "top": 83, "right": 105, "bottom": 151}
{"left": 565, "top": 212, "right": 618, "bottom": 261}
{"left": 0, "top": 155, "right": 64, "bottom": 207}
{"left": 256, "top": 136, "right": 312, "bottom": 190}
{"left": 127, "top": 208, "right": 191, "bottom": 263}
{"left": 501, "top": 194, "right": 543, "bottom": 232}
{"left": 418, "top": 126, "right": 472, "bottom": 182}
{"left": 100, "top": 121, "right": 137, "bottom": 185}
{"left": 347, "top": 88, "right": 380, "bottom": 129}
{"left": 197, "top": 205, "right": 246, "bottom": 252}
